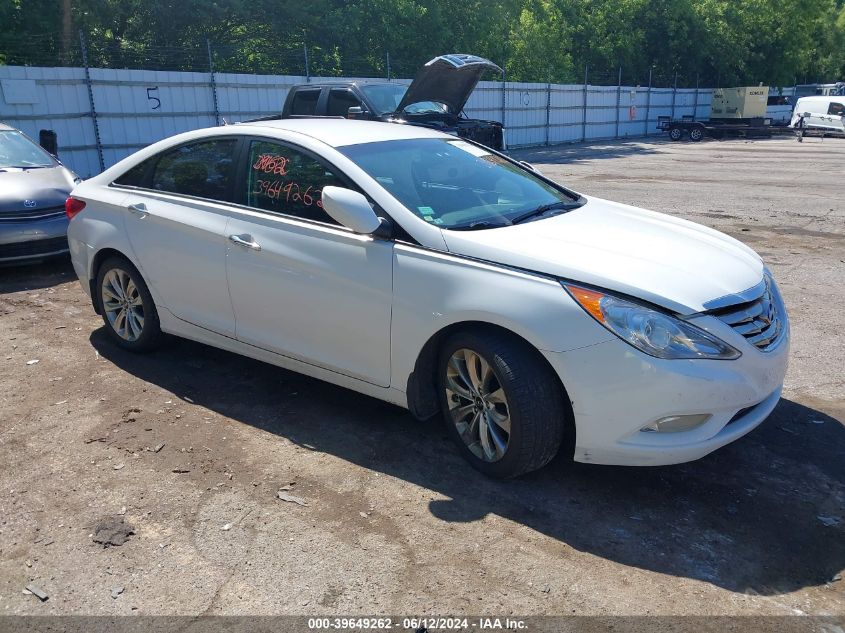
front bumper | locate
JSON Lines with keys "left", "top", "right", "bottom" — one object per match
{"left": 0, "top": 215, "right": 69, "bottom": 264}
{"left": 542, "top": 325, "right": 789, "bottom": 466}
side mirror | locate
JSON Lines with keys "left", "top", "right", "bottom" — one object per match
{"left": 321, "top": 186, "right": 381, "bottom": 234}
{"left": 803, "top": 112, "right": 812, "bottom": 117}
{"left": 347, "top": 106, "right": 364, "bottom": 118}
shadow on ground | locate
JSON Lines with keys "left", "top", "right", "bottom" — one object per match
{"left": 0, "top": 256, "right": 74, "bottom": 294}
{"left": 90, "top": 329, "right": 845, "bottom": 597}
{"left": 511, "top": 139, "right": 669, "bottom": 165}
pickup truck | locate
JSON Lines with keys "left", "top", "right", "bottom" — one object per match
{"left": 281, "top": 54, "right": 505, "bottom": 150}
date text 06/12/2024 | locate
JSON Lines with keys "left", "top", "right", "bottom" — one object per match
{"left": 307, "top": 617, "right": 528, "bottom": 630}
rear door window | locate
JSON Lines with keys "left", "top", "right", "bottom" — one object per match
{"left": 326, "top": 89, "right": 362, "bottom": 117}
{"left": 289, "top": 89, "right": 321, "bottom": 116}
{"left": 149, "top": 139, "right": 237, "bottom": 201}
{"left": 827, "top": 102, "right": 844, "bottom": 116}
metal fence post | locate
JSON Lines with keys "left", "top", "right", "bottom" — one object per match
{"left": 386, "top": 51, "right": 391, "bottom": 81}
{"left": 644, "top": 67, "right": 652, "bottom": 137}
{"left": 303, "top": 42, "right": 310, "bottom": 82}
{"left": 671, "top": 72, "right": 677, "bottom": 120}
{"left": 615, "top": 66, "right": 622, "bottom": 139}
{"left": 693, "top": 73, "right": 699, "bottom": 120}
{"left": 500, "top": 67, "right": 506, "bottom": 136}
{"left": 207, "top": 39, "right": 220, "bottom": 126}
{"left": 79, "top": 30, "right": 104, "bottom": 173}
{"left": 545, "top": 69, "right": 551, "bottom": 146}
{"left": 582, "top": 64, "right": 588, "bottom": 142}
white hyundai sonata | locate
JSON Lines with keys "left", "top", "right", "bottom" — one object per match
{"left": 66, "top": 119, "right": 789, "bottom": 478}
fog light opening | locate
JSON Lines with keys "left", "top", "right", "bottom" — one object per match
{"left": 640, "top": 413, "right": 712, "bottom": 433}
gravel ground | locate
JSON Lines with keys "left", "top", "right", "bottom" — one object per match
{"left": 0, "top": 136, "right": 843, "bottom": 618}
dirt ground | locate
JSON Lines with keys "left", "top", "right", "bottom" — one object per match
{"left": 1, "top": 136, "right": 843, "bottom": 618}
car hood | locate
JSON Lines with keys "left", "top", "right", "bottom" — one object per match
{"left": 396, "top": 54, "right": 502, "bottom": 115}
{"left": 0, "top": 165, "right": 77, "bottom": 213}
{"left": 440, "top": 196, "right": 764, "bottom": 315}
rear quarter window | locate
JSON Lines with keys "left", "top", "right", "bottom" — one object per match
{"left": 113, "top": 158, "right": 154, "bottom": 187}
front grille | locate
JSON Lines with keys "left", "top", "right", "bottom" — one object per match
{"left": 0, "top": 236, "right": 68, "bottom": 259}
{"left": 709, "top": 277, "right": 784, "bottom": 351}
{"left": 0, "top": 205, "right": 66, "bottom": 223}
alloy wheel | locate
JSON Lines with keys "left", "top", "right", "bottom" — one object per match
{"left": 445, "top": 348, "right": 511, "bottom": 462}
{"left": 101, "top": 268, "right": 145, "bottom": 342}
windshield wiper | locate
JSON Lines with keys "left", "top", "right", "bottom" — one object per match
{"left": 510, "top": 200, "right": 580, "bottom": 225}
{"left": 448, "top": 219, "right": 512, "bottom": 231}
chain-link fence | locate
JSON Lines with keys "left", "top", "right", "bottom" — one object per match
{"left": 2, "top": 30, "right": 787, "bottom": 89}
{"left": 1, "top": 31, "right": 801, "bottom": 177}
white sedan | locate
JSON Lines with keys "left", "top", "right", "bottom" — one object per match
{"left": 66, "top": 119, "right": 789, "bottom": 478}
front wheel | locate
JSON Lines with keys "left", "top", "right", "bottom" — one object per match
{"left": 437, "top": 329, "right": 567, "bottom": 478}
{"left": 96, "top": 256, "right": 163, "bottom": 352}
{"left": 689, "top": 126, "right": 705, "bottom": 142}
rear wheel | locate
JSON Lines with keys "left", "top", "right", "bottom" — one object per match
{"left": 437, "top": 329, "right": 566, "bottom": 479}
{"left": 668, "top": 126, "right": 684, "bottom": 141}
{"left": 95, "top": 256, "right": 163, "bottom": 352}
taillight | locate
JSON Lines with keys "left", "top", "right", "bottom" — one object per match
{"left": 65, "top": 197, "right": 86, "bottom": 220}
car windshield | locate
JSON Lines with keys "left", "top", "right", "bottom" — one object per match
{"left": 359, "top": 84, "right": 449, "bottom": 116}
{"left": 340, "top": 138, "right": 582, "bottom": 230}
{"left": 0, "top": 130, "right": 55, "bottom": 169}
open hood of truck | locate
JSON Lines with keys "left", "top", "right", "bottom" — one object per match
{"left": 396, "top": 54, "right": 502, "bottom": 115}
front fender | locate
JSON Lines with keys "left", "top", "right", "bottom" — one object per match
{"left": 390, "top": 243, "right": 613, "bottom": 391}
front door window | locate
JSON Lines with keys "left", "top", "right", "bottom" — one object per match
{"left": 245, "top": 140, "right": 347, "bottom": 225}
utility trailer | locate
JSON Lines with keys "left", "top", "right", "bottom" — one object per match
{"left": 658, "top": 85, "right": 795, "bottom": 142}
{"left": 657, "top": 115, "right": 786, "bottom": 142}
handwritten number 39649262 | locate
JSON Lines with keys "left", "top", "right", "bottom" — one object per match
{"left": 146, "top": 87, "right": 161, "bottom": 110}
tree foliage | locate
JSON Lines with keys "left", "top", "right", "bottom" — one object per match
{"left": 1, "top": 0, "right": 843, "bottom": 86}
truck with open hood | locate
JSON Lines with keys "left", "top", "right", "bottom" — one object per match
{"left": 280, "top": 54, "right": 505, "bottom": 150}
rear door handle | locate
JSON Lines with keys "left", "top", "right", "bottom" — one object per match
{"left": 127, "top": 202, "right": 147, "bottom": 215}
{"left": 229, "top": 233, "right": 261, "bottom": 251}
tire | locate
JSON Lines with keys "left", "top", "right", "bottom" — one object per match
{"left": 668, "top": 126, "right": 684, "bottom": 141}
{"left": 689, "top": 126, "right": 705, "bottom": 142}
{"left": 436, "top": 328, "right": 567, "bottom": 479}
{"left": 95, "top": 256, "right": 163, "bottom": 352}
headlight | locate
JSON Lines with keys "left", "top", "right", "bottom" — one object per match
{"left": 563, "top": 283, "right": 741, "bottom": 360}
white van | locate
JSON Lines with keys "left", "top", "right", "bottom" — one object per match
{"left": 790, "top": 96, "right": 845, "bottom": 135}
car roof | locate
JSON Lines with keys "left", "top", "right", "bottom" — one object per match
{"left": 293, "top": 81, "right": 395, "bottom": 89}
{"left": 234, "top": 117, "right": 451, "bottom": 147}
{"left": 796, "top": 95, "right": 843, "bottom": 103}
{"left": 0, "top": 122, "right": 17, "bottom": 131}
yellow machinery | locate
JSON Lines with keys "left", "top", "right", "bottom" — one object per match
{"left": 711, "top": 86, "right": 768, "bottom": 119}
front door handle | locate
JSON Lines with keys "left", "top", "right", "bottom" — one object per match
{"left": 127, "top": 202, "right": 147, "bottom": 215}
{"left": 229, "top": 233, "right": 261, "bottom": 251}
